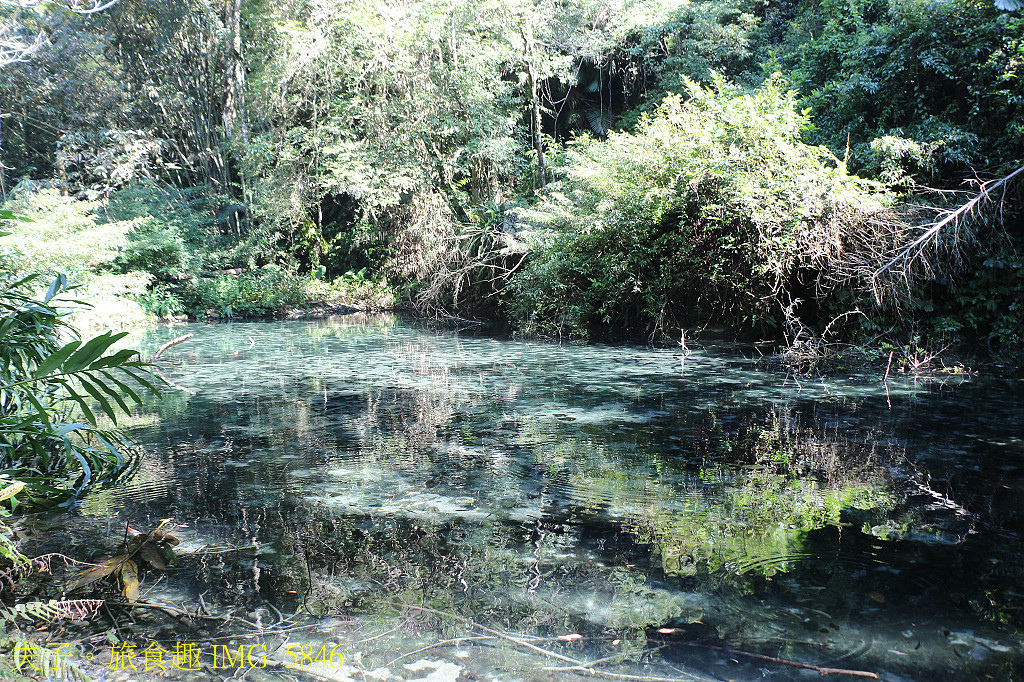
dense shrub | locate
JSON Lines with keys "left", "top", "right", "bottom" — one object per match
{"left": 171, "top": 266, "right": 314, "bottom": 318}
{"left": 777, "top": 0, "right": 1024, "bottom": 181}
{"left": 508, "top": 76, "right": 892, "bottom": 339}
{"left": 107, "top": 182, "right": 240, "bottom": 276}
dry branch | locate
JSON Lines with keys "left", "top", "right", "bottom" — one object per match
{"left": 669, "top": 641, "right": 879, "bottom": 678}
{"left": 872, "top": 164, "right": 1024, "bottom": 283}
{"left": 152, "top": 333, "right": 193, "bottom": 360}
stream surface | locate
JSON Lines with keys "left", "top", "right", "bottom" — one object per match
{"left": 63, "top": 315, "right": 1024, "bottom": 681}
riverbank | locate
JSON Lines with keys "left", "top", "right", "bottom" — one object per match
{"left": 2, "top": 186, "right": 1018, "bottom": 377}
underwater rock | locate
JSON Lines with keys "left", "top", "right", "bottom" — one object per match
{"left": 403, "top": 659, "right": 462, "bottom": 682}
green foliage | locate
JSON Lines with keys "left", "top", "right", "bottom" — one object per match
{"left": 3, "top": 0, "right": 1022, "bottom": 350}
{"left": 858, "top": 231, "right": 1024, "bottom": 352}
{"left": 776, "top": 0, "right": 1024, "bottom": 180}
{"left": 0, "top": 188, "right": 129, "bottom": 279}
{"left": 107, "top": 182, "right": 240, "bottom": 276}
{"left": 115, "top": 221, "right": 187, "bottom": 277}
{"left": 242, "top": 0, "right": 531, "bottom": 288}
{"left": 611, "top": 0, "right": 761, "bottom": 129}
{"left": 0, "top": 272, "right": 160, "bottom": 496}
{"left": 0, "top": 4, "right": 136, "bottom": 193}
{"left": 0, "top": 188, "right": 154, "bottom": 331}
{"left": 174, "top": 266, "right": 312, "bottom": 318}
{"left": 509, "top": 76, "right": 891, "bottom": 338}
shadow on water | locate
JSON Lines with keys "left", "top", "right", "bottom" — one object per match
{"left": 20, "top": 314, "right": 1024, "bottom": 681}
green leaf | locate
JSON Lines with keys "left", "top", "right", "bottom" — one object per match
{"left": 24, "top": 392, "right": 52, "bottom": 427}
{"left": 0, "top": 209, "right": 33, "bottom": 222}
{"left": 90, "top": 373, "right": 132, "bottom": 414}
{"left": 121, "top": 367, "right": 163, "bottom": 396}
{"left": 68, "top": 441, "right": 93, "bottom": 486}
{"left": 32, "top": 340, "right": 82, "bottom": 378}
{"left": 52, "top": 422, "right": 90, "bottom": 436}
{"left": 78, "top": 377, "right": 118, "bottom": 424}
{"left": 65, "top": 332, "right": 127, "bottom": 373}
{"left": 65, "top": 388, "right": 97, "bottom": 426}
{"left": 88, "top": 348, "right": 140, "bottom": 370}
{"left": 43, "top": 275, "right": 68, "bottom": 303}
{"left": 98, "top": 370, "right": 143, "bottom": 404}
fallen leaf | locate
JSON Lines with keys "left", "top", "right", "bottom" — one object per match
{"left": 151, "top": 531, "right": 180, "bottom": 547}
{"left": 0, "top": 481, "right": 26, "bottom": 502}
{"left": 868, "top": 591, "right": 886, "bottom": 604}
{"left": 71, "top": 556, "right": 126, "bottom": 590}
{"left": 138, "top": 545, "right": 167, "bottom": 571}
{"left": 121, "top": 560, "right": 140, "bottom": 603}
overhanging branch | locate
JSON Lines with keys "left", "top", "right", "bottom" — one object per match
{"left": 872, "top": 163, "right": 1024, "bottom": 282}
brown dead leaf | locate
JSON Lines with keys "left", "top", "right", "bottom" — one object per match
{"left": 151, "top": 531, "right": 180, "bottom": 547}
{"left": 70, "top": 555, "right": 126, "bottom": 590}
{"left": 138, "top": 545, "right": 167, "bottom": 571}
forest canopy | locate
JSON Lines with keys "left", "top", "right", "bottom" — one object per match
{"left": 1, "top": 0, "right": 1022, "bottom": 350}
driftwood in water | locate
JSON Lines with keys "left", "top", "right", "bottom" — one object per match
{"left": 152, "top": 333, "right": 193, "bottom": 360}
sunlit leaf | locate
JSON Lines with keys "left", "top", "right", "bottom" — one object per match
{"left": 65, "top": 332, "right": 127, "bottom": 373}
{"left": 121, "top": 560, "right": 140, "bottom": 602}
{"left": 43, "top": 274, "right": 68, "bottom": 303}
{"left": 0, "top": 209, "right": 33, "bottom": 222}
{"left": 0, "top": 481, "right": 26, "bottom": 503}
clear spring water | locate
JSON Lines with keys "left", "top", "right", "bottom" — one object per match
{"left": 67, "top": 315, "right": 1024, "bottom": 681}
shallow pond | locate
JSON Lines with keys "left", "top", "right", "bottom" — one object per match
{"left": 56, "top": 315, "right": 1024, "bottom": 681}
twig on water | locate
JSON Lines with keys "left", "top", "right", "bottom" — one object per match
{"left": 542, "top": 644, "right": 668, "bottom": 671}
{"left": 152, "top": 333, "right": 193, "bottom": 360}
{"left": 384, "top": 635, "right": 495, "bottom": 667}
{"left": 667, "top": 641, "right": 879, "bottom": 678}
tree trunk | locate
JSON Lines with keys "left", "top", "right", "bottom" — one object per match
{"left": 521, "top": 26, "right": 546, "bottom": 190}
{"left": 222, "top": 0, "right": 246, "bottom": 144}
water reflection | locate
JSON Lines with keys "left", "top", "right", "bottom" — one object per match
{"left": 63, "top": 315, "right": 1024, "bottom": 680}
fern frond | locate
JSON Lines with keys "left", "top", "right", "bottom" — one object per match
{"left": 2, "top": 598, "right": 103, "bottom": 623}
{"left": 2, "top": 638, "right": 93, "bottom": 682}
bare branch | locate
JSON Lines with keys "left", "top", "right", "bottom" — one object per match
{"left": 871, "top": 164, "right": 1024, "bottom": 282}
{"left": 0, "top": 0, "right": 120, "bottom": 16}
{"left": 65, "top": 0, "right": 120, "bottom": 13}
{"left": 0, "top": 24, "right": 45, "bottom": 68}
